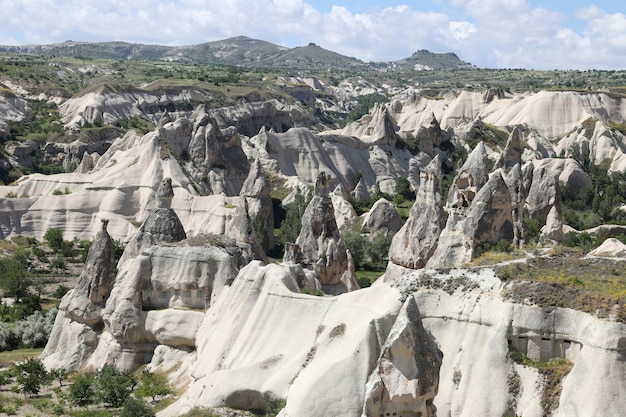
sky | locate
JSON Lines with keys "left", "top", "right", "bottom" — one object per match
{"left": 1, "top": 0, "right": 625, "bottom": 70}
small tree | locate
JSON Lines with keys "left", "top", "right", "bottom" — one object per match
{"left": 50, "top": 368, "right": 70, "bottom": 387}
{"left": 15, "top": 357, "right": 49, "bottom": 396}
{"left": 50, "top": 255, "right": 66, "bottom": 273}
{"left": 341, "top": 230, "right": 367, "bottom": 269}
{"left": 120, "top": 396, "right": 155, "bottom": 417}
{"left": 0, "top": 255, "right": 31, "bottom": 302}
{"left": 95, "top": 364, "right": 136, "bottom": 407}
{"left": 43, "top": 227, "right": 64, "bottom": 252}
{"left": 69, "top": 372, "right": 95, "bottom": 406}
{"left": 366, "top": 231, "right": 395, "bottom": 269}
{"left": 137, "top": 369, "right": 172, "bottom": 403}
{"left": 280, "top": 188, "right": 311, "bottom": 244}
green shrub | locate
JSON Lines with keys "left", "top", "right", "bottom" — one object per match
{"left": 68, "top": 372, "right": 95, "bottom": 406}
{"left": 120, "top": 397, "right": 155, "bottom": 417}
{"left": 43, "top": 227, "right": 64, "bottom": 252}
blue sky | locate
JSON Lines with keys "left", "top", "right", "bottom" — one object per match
{"left": 1, "top": 1, "right": 625, "bottom": 70}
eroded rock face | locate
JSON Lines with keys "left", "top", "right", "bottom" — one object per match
{"left": 351, "top": 178, "right": 371, "bottom": 201}
{"left": 494, "top": 125, "right": 523, "bottom": 170}
{"left": 284, "top": 173, "right": 357, "bottom": 293}
{"left": 240, "top": 158, "right": 274, "bottom": 250}
{"left": 428, "top": 171, "right": 513, "bottom": 268}
{"left": 388, "top": 156, "right": 444, "bottom": 270}
{"left": 362, "top": 198, "right": 404, "bottom": 234}
{"left": 363, "top": 296, "right": 442, "bottom": 417}
{"left": 60, "top": 219, "right": 116, "bottom": 326}
{"left": 446, "top": 142, "right": 490, "bottom": 209}
{"left": 526, "top": 163, "right": 563, "bottom": 240}
{"left": 230, "top": 195, "right": 268, "bottom": 263}
{"left": 330, "top": 184, "right": 357, "bottom": 231}
{"left": 44, "top": 228, "right": 244, "bottom": 371}
{"left": 161, "top": 261, "right": 443, "bottom": 417}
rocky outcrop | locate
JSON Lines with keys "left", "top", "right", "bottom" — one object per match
{"left": 494, "top": 125, "right": 523, "bottom": 170}
{"left": 414, "top": 112, "right": 451, "bottom": 155}
{"left": 43, "top": 214, "right": 244, "bottom": 371}
{"left": 504, "top": 164, "right": 527, "bottom": 247}
{"left": 362, "top": 198, "right": 404, "bottom": 233}
{"left": 160, "top": 261, "right": 443, "bottom": 417}
{"left": 330, "top": 184, "right": 357, "bottom": 230}
{"left": 363, "top": 296, "right": 442, "bottom": 417}
{"left": 339, "top": 102, "right": 398, "bottom": 146}
{"left": 526, "top": 162, "right": 564, "bottom": 240}
{"left": 445, "top": 142, "right": 490, "bottom": 209}
{"left": 0, "top": 92, "right": 31, "bottom": 139}
{"left": 230, "top": 195, "right": 268, "bottom": 263}
{"left": 60, "top": 219, "right": 116, "bottom": 326}
{"left": 284, "top": 172, "right": 358, "bottom": 293}
{"left": 385, "top": 267, "right": 626, "bottom": 417}
{"left": 351, "top": 178, "right": 371, "bottom": 201}
{"left": 428, "top": 170, "right": 513, "bottom": 268}
{"left": 589, "top": 237, "right": 626, "bottom": 257}
{"left": 240, "top": 158, "right": 274, "bottom": 250}
{"left": 118, "top": 206, "right": 186, "bottom": 266}
{"left": 387, "top": 156, "right": 444, "bottom": 270}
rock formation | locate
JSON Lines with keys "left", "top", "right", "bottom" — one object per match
{"left": 362, "top": 198, "right": 404, "bottom": 234}
{"left": 330, "top": 184, "right": 357, "bottom": 230}
{"left": 494, "top": 125, "right": 523, "bottom": 170}
{"left": 504, "top": 164, "right": 527, "bottom": 247}
{"left": 387, "top": 156, "right": 444, "bottom": 271}
{"left": 160, "top": 261, "right": 442, "bottom": 417}
{"left": 230, "top": 195, "right": 268, "bottom": 263}
{"left": 284, "top": 172, "right": 358, "bottom": 293}
{"left": 239, "top": 158, "right": 274, "bottom": 250}
{"left": 60, "top": 219, "right": 116, "bottom": 326}
{"left": 525, "top": 163, "right": 564, "bottom": 240}
{"left": 43, "top": 207, "right": 244, "bottom": 371}
{"left": 445, "top": 142, "right": 490, "bottom": 209}
{"left": 363, "top": 296, "right": 442, "bottom": 417}
{"left": 351, "top": 177, "right": 371, "bottom": 201}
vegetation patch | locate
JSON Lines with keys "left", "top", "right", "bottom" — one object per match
{"left": 498, "top": 256, "right": 626, "bottom": 322}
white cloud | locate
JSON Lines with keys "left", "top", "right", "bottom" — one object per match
{"left": 0, "top": 0, "right": 623, "bottom": 69}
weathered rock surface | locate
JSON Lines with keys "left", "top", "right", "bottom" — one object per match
{"left": 445, "top": 142, "right": 490, "bottom": 208}
{"left": 362, "top": 198, "right": 404, "bottom": 233}
{"left": 351, "top": 178, "right": 371, "bottom": 201}
{"left": 230, "top": 195, "right": 268, "bottom": 263}
{"left": 60, "top": 219, "right": 116, "bottom": 325}
{"left": 494, "top": 125, "right": 523, "bottom": 170}
{"left": 589, "top": 237, "right": 626, "bottom": 257}
{"left": 387, "top": 156, "right": 444, "bottom": 270}
{"left": 525, "top": 162, "right": 564, "bottom": 240}
{"left": 384, "top": 268, "right": 626, "bottom": 417}
{"left": 285, "top": 173, "right": 358, "bottom": 293}
{"left": 330, "top": 184, "right": 357, "bottom": 230}
{"left": 239, "top": 158, "right": 274, "bottom": 250}
{"left": 363, "top": 296, "right": 442, "bottom": 417}
{"left": 42, "top": 208, "right": 244, "bottom": 371}
{"left": 428, "top": 171, "right": 513, "bottom": 268}
{"left": 0, "top": 92, "right": 31, "bottom": 139}
{"left": 160, "top": 261, "right": 442, "bottom": 417}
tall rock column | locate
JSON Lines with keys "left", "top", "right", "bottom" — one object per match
{"left": 387, "top": 155, "right": 444, "bottom": 270}
{"left": 60, "top": 219, "right": 116, "bottom": 326}
{"left": 286, "top": 172, "right": 358, "bottom": 293}
{"left": 240, "top": 158, "right": 274, "bottom": 251}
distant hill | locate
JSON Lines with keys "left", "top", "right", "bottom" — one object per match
{"left": 255, "top": 42, "right": 366, "bottom": 70}
{"left": 392, "top": 49, "right": 475, "bottom": 71}
{"left": 0, "top": 36, "right": 470, "bottom": 71}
